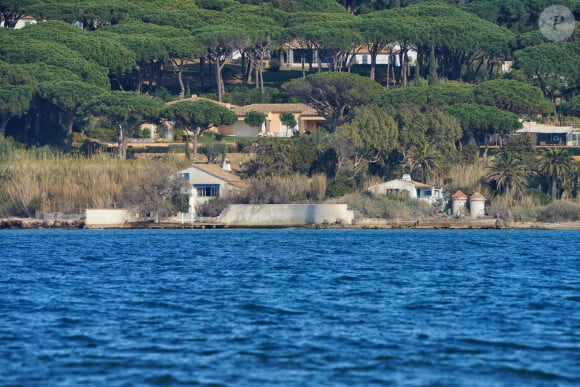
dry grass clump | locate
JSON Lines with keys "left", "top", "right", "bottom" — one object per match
{"left": 537, "top": 201, "right": 580, "bottom": 222}
{"left": 449, "top": 162, "right": 486, "bottom": 191}
{"left": 241, "top": 174, "right": 327, "bottom": 204}
{"left": 329, "top": 192, "right": 436, "bottom": 220}
{"left": 0, "top": 141, "right": 188, "bottom": 216}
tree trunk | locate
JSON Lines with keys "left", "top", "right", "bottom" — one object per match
{"left": 241, "top": 52, "right": 246, "bottom": 82}
{"left": 118, "top": 124, "right": 125, "bottom": 159}
{"left": 551, "top": 173, "right": 558, "bottom": 200}
{"left": 185, "top": 135, "right": 191, "bottom": 160}
{"left": 428, "top": 46, "right": 438, "bottom": 85}
{"left": 66, "top": 116, "right": 74, "bottom": 153}
{"left": 369, "top": 44, "right": 377, "bottom": 81}
{"left": 401, "top": 52, "right": 407, "bottom": 87}
{"left": 176, "top": 61, "right": 185, "bottom": 100}
{"left": 246, "top": 60, "right": 253, "bottom": 85}
{"left": 261, "top": 53, "right": 266, "bottom": 93}
{"left": 0, "top": 113, "right": 14, "bottom": 137}
{"left": 199, "top": 56, "right": 205, "bottom": 87}
{"left": 193, "top": 128, "right": 201, "bottom": 162}
{"left": 216, "top": 61, "right": 223, "bottom": 102}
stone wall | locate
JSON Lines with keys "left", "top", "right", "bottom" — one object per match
{"left": 85, "top": 209, "right": 132, "bottom": 228}
{"left": 217, "top": 204, "right": 354, "bottom": 226}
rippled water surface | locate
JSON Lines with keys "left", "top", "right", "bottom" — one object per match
{"left": 1, "top": 229, "right": 579, "bottom": 386}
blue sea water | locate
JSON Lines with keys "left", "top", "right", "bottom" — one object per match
{"left": 0, "top": 229, "right": 579, "bottom": 386}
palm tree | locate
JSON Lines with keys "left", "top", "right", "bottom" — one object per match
{"left": 536, "top": 148, "right": 573, "bottom": 200}
{"left": 405, "top": 141, "right": 444, "bottom": 184}
{"left": 486, "top": 151, "right": 528, "bottom": 199}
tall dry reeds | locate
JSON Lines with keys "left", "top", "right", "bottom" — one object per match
{"left": 0, "top": 141, "right": 189, "bottom": 216}
{"left": 449, "top": 162, "right": 487, "bottom": 191}
{"left": 242, "top": 173, "right": 327, "bottom": 204}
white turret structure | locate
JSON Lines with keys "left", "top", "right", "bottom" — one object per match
{"left": 451, "top": 190, "right": 468, "bottom": 217}
{"left": 469, "top": 192, "right": 486, "bottom": 218}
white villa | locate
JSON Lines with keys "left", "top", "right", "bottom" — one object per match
{"left": 516, "top": 121, "right": 580, "bottom": 146}
{"left": 177, "top": 163, "right": 245, "bottom": 215}
{"left": 368, "top": 174, "right": 442, "bottom": 205}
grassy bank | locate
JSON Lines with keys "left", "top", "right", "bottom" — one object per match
{"left": 0, "top": 140, "right": 189, "bottom": 216}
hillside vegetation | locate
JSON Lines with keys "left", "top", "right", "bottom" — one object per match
{"left": 0, "top": 0, "right": 579, "bottom": 219}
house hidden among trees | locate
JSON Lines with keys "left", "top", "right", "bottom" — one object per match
{"left": 368, "top": 174, "right": 442, "bottom": 206}
{"left": 517, "top": 121, "right": 580, "bottom": 147}
{"left": 168, "top": 96, "right": 325, "bottom": 138}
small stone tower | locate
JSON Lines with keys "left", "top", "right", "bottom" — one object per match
{"left": 469, "top": 192, "right": 486, "bottom": 218}
{"left": 451, "top": 190, "right": 468, "bottom": 216}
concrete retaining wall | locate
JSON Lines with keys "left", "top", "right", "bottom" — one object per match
{"left": 217, "top": 204, "right": 354, "bottom": 226}
{"left": 85, "top": 209, "right": 131, "bottom": 228}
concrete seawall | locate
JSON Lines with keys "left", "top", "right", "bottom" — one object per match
{"left": 217, "top": 204, "right": 354, "bottom": 227}
{"left": 85, "top": 209, "right": 132, "bottom": 228}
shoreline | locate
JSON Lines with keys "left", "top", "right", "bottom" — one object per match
{"left": 2, "top": 216, "right": 580, "bottom": 230}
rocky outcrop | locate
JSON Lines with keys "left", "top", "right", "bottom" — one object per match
{"left": 0, "top": 217, "right": 83, "bottom": 229}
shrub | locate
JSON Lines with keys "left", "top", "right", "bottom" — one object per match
{"left": 199, "top": 142, "right": 226, "bottom": 164}
{"left": 486, "top": 203, "right": 511, "bottom": 221}
{"left": 269, "top": 58, "right": 281, "bottom": 72}
{"left": 537, "top": 201, "right": 580, "bottom": 222}
{"left": 331, "top": 192, "right": 436, "bottom": 220}
{"left": 236, "top": 138, "right": 255, "bottom": 153}
{"left": 197, "top": 197, "right": 234, "bottom": 217}
{"left": 326, "top": 175, "right": 355, "bottom": 198}
{"left": 239, "top": 174, "right": 327, "bottom": 204}
{"left": 79, "top": 140, "right": 108, "bottom": 156}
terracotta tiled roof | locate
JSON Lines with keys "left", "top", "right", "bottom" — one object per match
{"left": 470, "top": 192, "right": 485, "bottom": 200}
{"left": 232, "top": 103, "right": 319, "bottom": 116}
{"left": 452, "top": 190, "right": 468, "bottom": 199}
{"left": 166, "top": 95, "right": 235, "bottom": 109}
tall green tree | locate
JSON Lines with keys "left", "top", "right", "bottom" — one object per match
{"left": 195, "top": 25, "right": 248, "bottom": 102}
{"left": 38, "top": 81, "right": 105, "bottom": 152}
{"left": 88, "top": 91, "right": 164, "bottom": 159}
{"left": 244, "top": 110, "right": 266, "bottom": 135}
{"left": 99, "top": 21, "right": 203, "bottom": 96}
{"left": 28, "top": 0, "right": 135, "bottom": 30}
{"left": 561, "top": 95, "right": 580, "bottom": 118}
{"left": 514, "top": 41, "right": 580, "bottom": 101}
{"left": 536, "top": 148, "right": 574, "bottom": 201}
{"left": 280, "top": 112, "right": 297, "bottom": 136}
{"left": 0, "top": 30, "right": 110, "bottom": 88}
{"left": 395, "top": 107, "right": 462, "bottom": 155}
{"left": 474, "top": 79, "right": 554, "bottom": 116}
{"left": 446, "top": 103, "right": 522, "bottom": 148}
{"left": 380, "top": 83, "right": 476, "bottom": 109}
{"left": 162, "top": 100, "right": 237, "bottom": 161}
{"left": 486, "top": 151, "right": 528, "bottom": 199}
{"left": 283, "top": 72, "right": 384, "bottom": 131}
{"left": 334, "top": 106, "right": 398, "bottom": 178}
{"left": 18, "top": 21, "right": 136, "bottom": 81}
{"left": 0, "top": 63, "right": 37, "bottom": 137}
{"left": 405, "top": 141, "right": 444, "bottom": 184}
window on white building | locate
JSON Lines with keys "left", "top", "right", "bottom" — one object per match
{"left": 195, "top": 184, "right": 220, "bottom": 198}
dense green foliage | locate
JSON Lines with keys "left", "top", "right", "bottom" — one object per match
{"left": 0, "top": 0, "right": 579, "bottom": 217}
